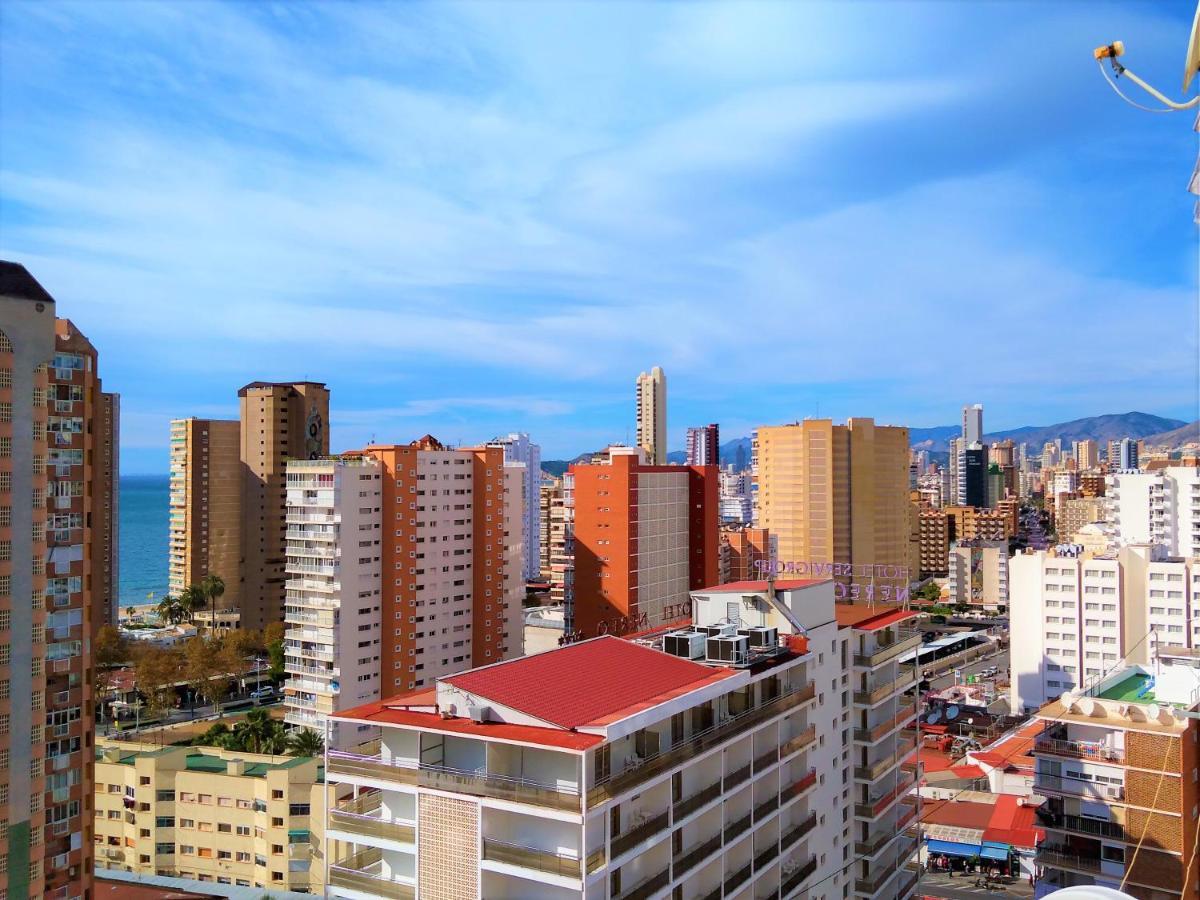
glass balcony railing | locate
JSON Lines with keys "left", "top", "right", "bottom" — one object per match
{"left": 781, "top": 769, "right": 818, "bottom": 804}
{"left": 327, "top": 751, "right": 582, "bottom": 812}
{"left": 673, "top": 779, "right": 722, "bottom": 821}
{"left": 754, "top": 842, "right": 779, "bottom": 872}
{"left": 725, "top": 861, "right": 752, "bottom": 894}
{"left": 614, "top": 865, "right": 670, "bottom": 900}
{"left": 672, "top": 832, "right": 722, "bottom": 880}
{"left": 611, "top": 810, "right": 669, "bottom": 858}
{"left": 853, "top": 775, "right": 915, "bottom": 818}
{"left": 329, "top": 850, "right": 415, "bottom": 900}
{"left": 753, "top": 793, "right": 779, "bottom": 822}
{"left": 853, "top": 630, "right": 922, "bottom": 668}
{"left": 754, "top": 746, "right": 779, "bottom": 773}
{"left": 780, "top": 726, "right": 817, "bottom": 759}
{"left": 482, "top": 837, "right": 585, "bottom": 879}
{"left": 588, "top": 681, "right": 816, "bottom": 805}
{"left": 724, "top": 762, "right": 751, "bottom": 792}
{"left": 853, "top": 671, "right": 918, "bottom": 706}
{"left": 853, "top": 705, "right": 918, "bottom": 744}
{"left": 724, "top": 811, "right": 752, "bottom": 844}
{"left": 328, "top": 794, "right": 416, "bottom": 845}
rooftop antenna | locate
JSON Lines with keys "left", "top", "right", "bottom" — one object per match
{"left": 1093, "top": 3, "right": 1200, "bottom": 111}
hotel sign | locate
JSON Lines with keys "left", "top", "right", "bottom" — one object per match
{"left": 753, "top": 559, "right": 911, "bottom": 603}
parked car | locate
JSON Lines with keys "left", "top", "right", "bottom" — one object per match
{"left": 249, "top": 686, "right": 276, "bottom": 700}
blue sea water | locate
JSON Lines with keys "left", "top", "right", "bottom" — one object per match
{"left": 119, "top": 474, "right": 170, "bottom": 607}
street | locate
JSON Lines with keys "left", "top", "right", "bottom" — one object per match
{"left": 98, "top": 695, "right": 284, "bottom": 737}
{"left": 918, "top": 870, "right": 1035, "bottom": 900}
{"left": 927, "top": 646, "right": 1010, "bottom": 694}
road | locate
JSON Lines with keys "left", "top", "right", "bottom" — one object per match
{"left": 918, "top": 870, "right": 1034, "bottom": 899}
{"left": 97, "top": 696, "right": 284, "bottom": 737}
{"left": 927, "top": 646, "right": 1009, "bottom": 694}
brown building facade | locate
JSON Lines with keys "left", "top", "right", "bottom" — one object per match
{"left": 239, "top": 381, "right": 330, "bottom": 630}
{"left": 720, "top": 525, "right": 773, "bottom": 583}
{"left": 918, "top": 509, "right": 952, "bottom": 579}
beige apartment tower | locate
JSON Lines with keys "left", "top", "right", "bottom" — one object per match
{"left": 169, "top": 418, "right": 242, "bottom": 611}
{"left": 1, "top": 261, "right": 113, "bottom": 900}
{"left": 239, "top": 381, "right": 330, "bottom": 630}
{"left": 753, "top": 418, "right": 912, "bottom": 584}
{"left": 636, "top": 365, "right": 667, "bottom": 465}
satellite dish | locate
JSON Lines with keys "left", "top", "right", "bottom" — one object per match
{"left": 1186, "top": 1, "right": 1200, "bottom": 92}
{"left": 946, "top": 705, "right": 960, "bottom": 721}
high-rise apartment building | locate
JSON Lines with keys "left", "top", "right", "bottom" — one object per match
{"left": 538, "top": 475, "right": 560, "bottom": 580}
{"left": 1115, "top": 437, "right": 1140, "bottom": 471}
{"left": 168, "top": 418, "right": 241, "bottom": 610}
{"left": 753, "top": 418, "right": 912, "bottom": 586}
{"left": 944, "top": 505, "right": 1009, "bottom": 542}
{"left": 962, "top": 445, "right": 987, "bottom": 508}
{"left": 323, "top": 579, "right": 921, "bottom": 900}
{"left": 1072, "top": 439, "right": 1099, "bottom": 470}
{"left": 94, "top": 737, "right": 329, "bottom": 893}
{"left": 1032, "top": 664, "right": 1200, "bottom": 898}
{"left": 549, "top": 471, "right": 575, "bottom": 615}
{"left": 1, "top": 261, "right": 111, "bottom": 900}
{"left": 719, "top": 525, "right": 773, "bottom": 583}
{"left": 239, "top": 381, "right": 330, "bottom": 630}
{"left": 962, "top": 403, "right": 983, "bottom": 445}
{"left": 947, "top": 540, "right": 1009, "bottom": 610}
{"left": 283, "top": 437, "right": 526, "bottom": 743}
{"left": 489, "top": 432, "right": 541, "bottom": 582}
{"left": 719, "top": 465, "right": 753, "bottom": 524}
{"left": 1105, "top": 467, "right": 1200, "bottom": 557}
{"left": 917, "top": 510, "right": 952, "bottom": 578}
{"left": 635, "top": 366, "right": 667, "bottom": 465}
{"left": 1057, "top": 496, "right": 1107, "bottom": 542}
{"left": 569, "top": 448, "right": 717, "bottom": 636}
{"left": 686, "top": 423, "right": 719, "bottom": 466}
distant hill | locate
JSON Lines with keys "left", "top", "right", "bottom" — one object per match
{"left": 542, "top": 412, "right": 1188, "bottom": 476}
{"left": 1141, "top": 420, "right": 1200, "bottom": 449}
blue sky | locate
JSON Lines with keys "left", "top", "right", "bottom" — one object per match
{"left": 1, "top": 1, "right": 1196, "bottom": 473}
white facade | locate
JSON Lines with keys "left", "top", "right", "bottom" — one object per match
{"left": 1009, "top": 544, "right": 1198, "bottom": 713}
{"left": 1106, "top": 467, "right": 1200, "bottom": 558}
{"left": 962, "top": 403, "right": 983, "bottom": 445}
{"left": 283, "top": 457, "right": 383, "bottom": 749}
{"left": 324, "top": 582, "right": 919, "bottom": 900}
{"left": 719, "top": 467, "right": 753, "bottom": 524}
{"left": 491, "top": 432, "right": 542, "bottom": 582}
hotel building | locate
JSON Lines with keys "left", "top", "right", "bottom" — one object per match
{"left": 635, "top": 367, "right": 667, "bottom": 466}
{"left": 753, "top": 418, "right": 913, "bottom": 588}
{"left": 719, "top": 525, "right": 773, "bottom": 583}
{"left": 168, "top": 418, "right": 241, "bottom": 610}
{"left": 322, "top": 578, "right": 922, "bottom": 900}
{"left": 1106, "top": 467, "right": 1200, "bottom": 559}
{"left": 686, "top": 424, "right": 719, "bottom": 467}
{"left": 283, "top": 438, "right": 525, "bottom": 746}
{"left": 568, "top": 447, "right": 718, "bottom": 638}
{"left": 1032, "top": 663, "right": 1200, "bottom": 898}
{"left": 489, "top": 432, "right": 542, "bottom": 582}
{"left": 1, "top": 262, "right": 119, "bottom": 900}
{"left": 93, "top": 738, "right": 328, "bottom": 893}
{"left": 239, "top": 380, "right": 330, "bottom": 630}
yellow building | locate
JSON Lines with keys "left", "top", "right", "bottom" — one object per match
{"left": 94, "top": 738, "right": 329, "bottom": 893}
{"left": 753, "top": 418, "right": 912, "bottom": 584}
{"left": 168, "top": 418, "right": 242, "bottom": 611}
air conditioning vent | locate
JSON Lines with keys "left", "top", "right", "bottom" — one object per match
{"left": 467, "top": 705, "right": 491, "bottom": 723}
{"left": 706, "top": 635, "right": 749, "bottom": 665}
{"left": 742, "top": 626, "right": 778, "bottom": 648}
{"left": 663, "top": 631, "right": 707, "bottom": 660}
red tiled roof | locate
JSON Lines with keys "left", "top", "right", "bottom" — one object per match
{"left": 443, "top": 636, "right": 734, "bottom": 729}
{"left": 949, "top": 764, "right": 987, "bottom": 780}
{"left": 918, "top": 748, "right": 957, "bottom": 774}
{"left": 971, "top": 720, "right": 1040, "bottom": 772}
{"left": 833, "top": 604, "right": 918, "bottom": 632}
{"left": 333, "top": 698, "right": 605, "bottom": 751}
{"left": 920, "top": 798, "right": 994, "bottom": 830}
{"left": 983, "top": 794, "right": 1044, "bottom": 850}
{"left": 698, "top": 579, "right": 824, "bottom": 593}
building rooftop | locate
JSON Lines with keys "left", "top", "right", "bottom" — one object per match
{"left": 1096, "top": 671, "right": 1155, "bottom": 703}
{"left": 833, "top": 604, "right": 917, "bottom": 632}
{"left": 698, "top": 579, "right": 824, "bottom": 593}
{"left": 443, "top": 635, "right": 735, "bottom": 730}
{"left": 0, "top": 260, "right": 55, "bottom": 303}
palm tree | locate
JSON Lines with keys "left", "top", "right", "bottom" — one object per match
{"left": 287, "top": 728, "right": 324, "bottom": 757}
{"left": 156, "top": 594, "right": 182, "bottom": 626}
{"left": 259, "top": 723, "right": 289, "bottom": 756}
{"left": 178, "top": 584, "right": 206, "bottom": 625}
{"left": 201, "top": 574, "right": 226, "bottom": 631}
{"left": 232, "top": 708, "right": 279, "bottom": 753}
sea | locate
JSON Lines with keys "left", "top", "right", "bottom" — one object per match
{"left": 119, "top": 474, "right": 170, "bottom": 607}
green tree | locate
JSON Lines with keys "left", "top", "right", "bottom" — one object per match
{"left": 201, "top": 573, "right": 226, "bottom": 631}
{"left": 94, "top": 625, "right": 129, "bottom": 721}
{"left": 132, "top": 644, "right": 181, "bottom": 722}
{"left": 267, "top": 638, "right": 286, "bottom": 684}
{"left": 156, "top": 594, "right": 183, "bottom": 626}
{"left": 287, "top": 728, "right": 324, "bottom": 757}
{"left": 178, "top": 584, "right": 207, "bottom": 625}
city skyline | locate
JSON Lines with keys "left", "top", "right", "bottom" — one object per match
{"left": 1, "top": 2, "right": 1196, "bottom": 473}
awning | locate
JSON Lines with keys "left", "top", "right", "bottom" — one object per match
{"left": 980, "top": 841, "right": 1012, "bottom": 861}
{"left": 927, "top": 838, "right": 981, "bottom": 858}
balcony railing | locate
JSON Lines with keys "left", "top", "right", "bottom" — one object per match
{"left": 754, "top": 842, "right": 779, "bottom": 871}
{"left": 614, "top": 865, "right": 670, "bottom": 900}
{"left": 725, "top": 861, "right": 753, "bottom": 894}
{"left": 611, "top": 810, "right": 669, "bottom": 858}
{"left": 483, "top": 837, "right": 585, "bottom": 879}
{"left": 725, "top": 762, "right": 751, "bottom": 792}
{"left": 853, "top": 775, "right": 915, "bottom": 818}
{"left": 588, "top": 681, "right": 816, "bottom": 805}
{"left": 754, "top": 746, "right": 780, "bottom": 772}
{"left": 853, "top": 630, "right": 922, "bottom": 668}
{"left": 328, "top": 795, "right": 416, "bottom": 845}
{"left": 780, "top": 813, "right": 818, "bottom": 851}
{"left": 674, "top": 779, "right": 722, "bottom": 821}
{"left": 781, "top": 769, "right": 818, "bottom": 804}
{"left": 780, "top": 726, "right": 817, "bottom": 759}
{"left": 1037, "top": 845, "right": 1102, "bottom": 874}
{"left": 853, "top": 705, "right": 918, "bottom": 743}
{"left": 781, "top": 857, "right": 817, "bottom": 895}
{"left": 1034, "top": 735, "right": 1124, "bottom": 764}
{"left": 327, "top": 751, "right": 582, "bottom": 812}
{"left": 853, "top": 671, "right": 918, "bottom": 706}
{"left": 725, "top": 811, "right": 752, "bottom": 844}
{"left": 329, "top": 850, "right": 415, "bottom": 900}
{"left": 672, "top": 832, "right": 722, "bottom": 880}
{"left": 1043, "top": 812, "right": 1127, "bottom": 841}
{"left": 754, "top": 794, "right": 779, "bottom": 822}
{"left": 1034, "top": 773, "right": 1125, "bottom": 801}
{"left": 854, "top": 739, "right": 918, "bottom": 782}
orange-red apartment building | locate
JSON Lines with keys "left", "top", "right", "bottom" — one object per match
{"left": 568, "top": 448, "right": 718, "bottom": 638}
{"left": 720, "top": 525, "right": 773, "bottom": 583}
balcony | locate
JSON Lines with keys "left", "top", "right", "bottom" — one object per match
{"left": 1034, "top": 773, "right": 1124, "bottom": 801}
{"left": 724, "top": 762, "right": 751, "bottom": 792}
{"left": 329, "top": 849, "right": 415, "bottom": 900}
{"left": 753, "top": 793, "right": 779, "bottom": 822}
{"left": 482, "top": 837, "right": 587, "bottom": 879}
{"left": 1036, "top": 845, "right": 1101, "bottom": 875}
{"left": 588, "top": 681, "right": 816, "bottom": 805}
{"left": 1042, "top": 812, "right": 1127, "bottom": 842}
{"left": 781, "top": 857, "right": 817, "bottom": 896}
{"left": 754, "top": 842, "right": 779, "bottom": 872}
{"left": 780, "top": 726, "right": 817, "bottom": 759}
{"left": 853, "top": 775, "right": 915, "bottom": 818}
{"left": 724, "top": 811, "right": 752, "bottom": 844}
{"left": 754, "top": 746, "right": 779, "bottom": 773}
{"left": 614, "top": 865, "right": 670, "bottom": 900}
{"left": 853, "top": 671, "right": 918, "bottom": 706}
{"left": 725, "top": 861, "right": 752, "bottom": 894}
{"left": 674, "top": 779, "right": 722, "bottom": 821}
{"left": 780, "top": 813, "right": 817, "bottom": 851}
{"left": 853, "top": 705, "right": 918, "bottom": 744}
{"left": 781, "top": 769, "right": 818, "bottom": 804}
{"left": 672, "top": 832, "right": 722, "bottom": 880}
{"left": 854, "top": 738, "right": 917, "bottom": 782}
{"left": 327, "top": 751, "right": 582, "bottom": 813}
{"left": 611, "top": 810, "right": 670, "bottom": 858}
{"left": 853, "top": 630, "right": 922, "bottom": 668}
{"left": 329, "top": 794, "right": 415, "bottom": 845}
{"left": 1034, "top": 735, "right": 1124, "bottom": 764}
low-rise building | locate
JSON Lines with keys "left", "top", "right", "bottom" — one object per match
{"left": 93, "top": 738, "right": 328, "bottom": 893}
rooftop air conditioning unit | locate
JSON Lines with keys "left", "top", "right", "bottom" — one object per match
{"left": 663, "top": 631, "right": 707, "bottom": 660}
{"left": 703, "top": 623, "right": 738, "bottom": 638}
{"left": 707, "top": 635, "right": 749, "bottom": 665}
{"left": 743, "top": 626, "right": 778, "bottom": 648}
{"left": 467, "top": 705, "right": 491, "bottom": 724}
